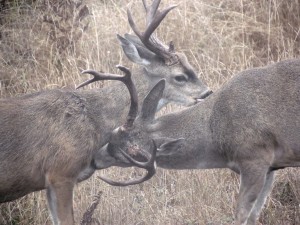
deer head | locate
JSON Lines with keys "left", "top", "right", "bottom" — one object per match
{"left": 118, "top": 0, "right": 212, "bottom": 109}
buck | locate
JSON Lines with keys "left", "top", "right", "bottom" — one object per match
{"left": 0, "top": 66, "right": 152, "bottom": 224}
{"left": 98, "top": 59, "right": 300, "bottom": 225}
{"left": 78, "top": 0, "right": 212, "bottom": 116}
{"left": 0, "top": 1, "right": 212, "bottom": 224}
{"left": 115, "top": 0, "right": 212, "bottom": 109}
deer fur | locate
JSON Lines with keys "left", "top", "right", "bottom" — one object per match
{"left": 101, "top": 59, "right": 300, "bottom": 225}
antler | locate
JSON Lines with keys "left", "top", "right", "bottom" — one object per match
{"left": 76, "top": 65, "right": 138, "bottom": 128}
{"left": 127, "top": 0, "right": 178, "bottom": 65}
{"left": 99, "top": 140, "right": 157, "bottom": 186}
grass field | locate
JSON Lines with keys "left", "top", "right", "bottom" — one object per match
{"left": 0, "top": 0, "right": 300, "bottom": 224}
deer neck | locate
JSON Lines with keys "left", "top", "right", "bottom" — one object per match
{"left": 149, "top": 94, "right": 228, "bottom": 170}
{"left": 132, "top": 67, "right": 154, "bottom": 101}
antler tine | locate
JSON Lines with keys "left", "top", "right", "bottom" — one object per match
{"left": 141, "top": 0, "right": 148, "bottom": 13}
{"left": 127, "top": 0, "right": 178, "bottom": 65}
{"left": 142, "top": 0, "right": 160, "bottom": 26}
{"left": 127, "top": 3, "right": 177, "bottom": 45}
{"left": 99, "top": 140, "right": 157, "bottom": 186}
{"left": 76, "top": 69, "right": 125, "bottom": 89}
{"left": 116, "top": 65, "right": 138, "bottom": 128}
{"left": 76, "top": 65, "right": 138, "bottom": 128}
{"left": 143, "top": 5, "right": 177, "bottom": 42}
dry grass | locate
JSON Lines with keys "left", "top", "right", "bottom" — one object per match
{"left": 0, "top": 0, "right": 300, "bottom": 224}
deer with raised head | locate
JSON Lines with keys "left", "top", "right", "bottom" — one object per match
{"left": 0, "top": 0, "right": 212, "bottom": 224}
{"left": 115, "top": 0, "right": 212, "bottom": 109}
{"left": 98, "top": 59, "right": 300, "bottom": 225}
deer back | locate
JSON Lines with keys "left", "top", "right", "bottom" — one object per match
{"left": 210, "top": 59, "right": 300, "bottom": 161}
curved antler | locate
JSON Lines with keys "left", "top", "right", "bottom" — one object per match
{"left": 127, "top": 0, "right": 178, "bottom": 65}
{"left": 99, "top": 140, "right": 157, "bottom": 186}
{"left": 76, "top": 65, "right": 138, "bottom": 128}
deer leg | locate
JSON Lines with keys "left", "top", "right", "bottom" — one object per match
{"left": 234, "top": 163, "right": 269, "bottom": 225}
{"left": 46, "top": 175, "right": 75, "bottom": 225}
{"left": 246, "top": 170, "right": 275, "bottom": 225}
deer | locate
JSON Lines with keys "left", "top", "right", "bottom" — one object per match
{"left": 0, "top": 0, "right": 212, "bottom": 224}
{"left": 114, "top": 0, "right": 212, "bottom": 110}
{"left": 96, "top": 59, "right": 300, "bottom": 225}
{"left": 0, "top": 65, "right": 159, "bottom": 225}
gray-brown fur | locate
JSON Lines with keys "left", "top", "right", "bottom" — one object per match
{"left": 102, "top": 59, "right": 300, "bottom": 225}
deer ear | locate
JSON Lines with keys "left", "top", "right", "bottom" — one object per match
{"left": 154, "top": 138, "right": 185, "bottom": 156}
{"left": 140, "top": 79, "right": 166, "bottom": 122}
{"left": 117, "top": 34, "right": 153, "bottom": 66}
{"left": 124, "top": 34, "right": 157, "bottom": 60}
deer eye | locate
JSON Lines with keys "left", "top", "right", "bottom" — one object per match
{"left": 174, "top": 75, "right": 188, "bottom": 83}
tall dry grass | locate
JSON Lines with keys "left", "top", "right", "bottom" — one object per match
{"left": 0, "top": 0, "right": 300, "bottom": 224}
